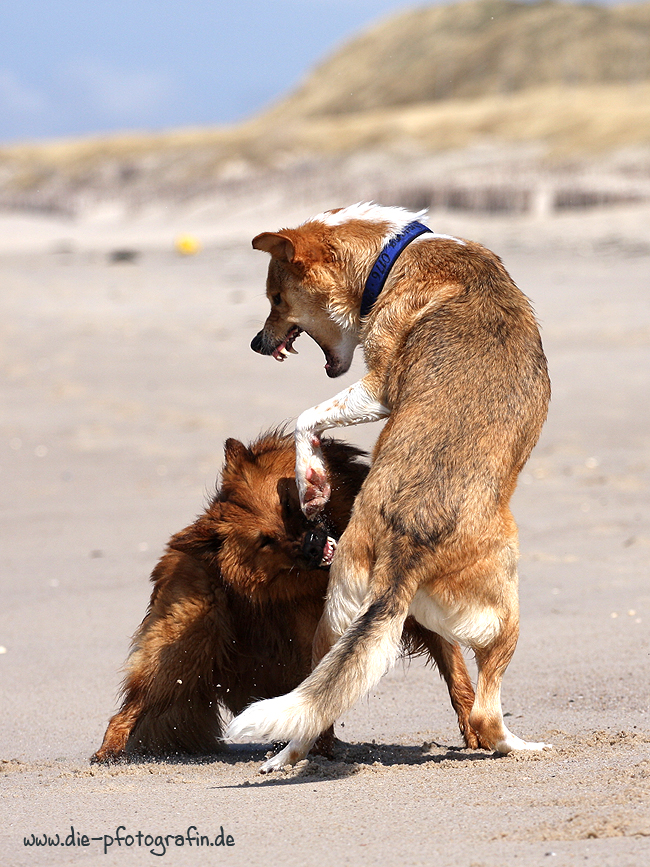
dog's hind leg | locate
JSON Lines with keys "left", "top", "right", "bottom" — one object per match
{"left": 407, "top": 626, "right": 486, "bottom": 749}
{"left": 92, "top": 552, "right": 225, "bottom": 762}
{"left": 93, "top": 600, "right": 225, "bottom": 762}
{"left": 470, "top": 628, "right": 552, "bottom": 753}
{"left": 463, "top": 555, "right": 552, "bottom": 754}
{"left": 412, "top": 538, "right": 552, "bottom": 755}
{"left": 92, "top": 702, "right": 143, "bottom": 764}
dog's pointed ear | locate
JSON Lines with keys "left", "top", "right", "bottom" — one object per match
{"left": 224, "top": 438, "right": 251, "bottom": 467}
{"left": 254, "top": 229, "right": 330, "bottom": 271}
{"left": 252, "top": 232, "right": 295, "bottom": 262}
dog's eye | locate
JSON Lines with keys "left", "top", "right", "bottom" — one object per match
{"left": 271, "top": 294, "right": 281, "bottom": 306}
{"left": 258, "top": 534, "right": 275, "bottom": 549}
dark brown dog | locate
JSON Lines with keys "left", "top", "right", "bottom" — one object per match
{"left": 92, "top": 430, "right": 480, "bottom": 763}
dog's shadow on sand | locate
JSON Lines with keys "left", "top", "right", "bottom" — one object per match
{"left": 208, "top": 739, "right": 500, "bottom": 788}
{"left": 102, "top": 741, "right": 499, "bottom": 788}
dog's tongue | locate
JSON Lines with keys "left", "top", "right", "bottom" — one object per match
{"left": 272, "top": 329, "right": 300, "bottom": 362}
{"left": 272, "top": 341, "right": 289, "bottom": 361}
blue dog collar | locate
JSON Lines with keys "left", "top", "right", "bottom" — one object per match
{"left": 360, "top": 220, "right": 431, "bottom": 318}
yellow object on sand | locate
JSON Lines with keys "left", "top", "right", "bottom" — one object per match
{"left": 175, "top": 234, "right": 201, "bottom": 255}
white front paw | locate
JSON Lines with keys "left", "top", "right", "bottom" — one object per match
{"left": 259, "top": 739, "right": 311, "bottom": 774}
{"left": 260, "top": 749, "right": 291, "bottom": 774}
{"left": 296, "top": 439, "right": 330, "bottom": 518}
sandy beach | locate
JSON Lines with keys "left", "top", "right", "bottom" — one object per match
{"left": 1, "top": 194, "right": 649, "bottom": 866}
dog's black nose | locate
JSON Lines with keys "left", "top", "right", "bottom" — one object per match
{"left": 301, "top": 527, "right": 328, "bottom": 569}
{"left": 251, "top": 332, "right": 264, "bottom": 354}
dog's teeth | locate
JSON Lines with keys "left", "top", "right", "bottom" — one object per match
{"left": 320, "top": 536, "right": 337, "bottom": 565}
{"left": 287, "top": 346, "right": 299, "bottom": 355}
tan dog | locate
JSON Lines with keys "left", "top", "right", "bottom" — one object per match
{"left": 227, "top": 204, "right": 551, "bottom": 771}
{"left": 92, "top": 430, "right": 482, "bottom": 763}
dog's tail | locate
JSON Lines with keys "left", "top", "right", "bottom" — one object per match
{"left": 226, "top": 578, "right": 414, "bottom": 745}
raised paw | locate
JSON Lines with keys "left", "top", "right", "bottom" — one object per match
{"left": 301, "top": 463, "right": 331, "bottom": 518}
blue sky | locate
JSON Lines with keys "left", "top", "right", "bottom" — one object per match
{"left": 1, "top": 0, "right": 627, "bottom": 145}
{"left": 0, "top": 0, "right": 434, "bottom": 143}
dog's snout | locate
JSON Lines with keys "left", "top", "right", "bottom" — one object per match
{"left": 251, "top": 331, "right": 265, "bottom": 354}
{"left": 251, "top": 330, "right": 276, "bottom": 356}
{"left": 301, "top": 527, "right": 328, "bottom": 568}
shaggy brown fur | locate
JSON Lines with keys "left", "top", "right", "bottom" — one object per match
{"left": 92, "top": 430, "right": 481, "bottom": 763}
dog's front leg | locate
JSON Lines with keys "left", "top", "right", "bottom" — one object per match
{"left": 295, "top": 377, "right": 389, "bottom": 517}
{"left": 259, "top": 737, "right": 318, "bottom": 774}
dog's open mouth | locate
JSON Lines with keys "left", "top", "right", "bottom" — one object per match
{"left": 320, "top": 536, "right": 337, "bottom": 566}
{"left": 301, "top": 527, "right": 338, "bottom": 568}
{"left": 272, "top": 326, "right": 302, "bottom": 362}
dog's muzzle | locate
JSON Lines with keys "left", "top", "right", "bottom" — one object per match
{"left": 251, "top": 331, "right": 271, "bottom": 355}
{"left": 301, "top": 527, "right": 338, "bottom": 568}
{"left": 251, "top": 326, "right": 301, "bottom": 360}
